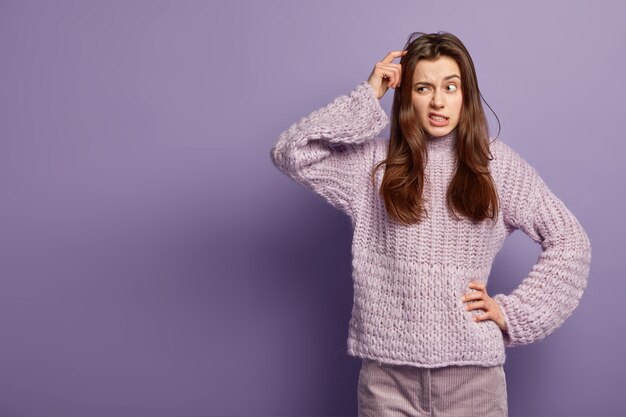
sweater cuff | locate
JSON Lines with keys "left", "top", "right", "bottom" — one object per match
{"left": 351, "top": 80, "right": 389, "bottom": 138}
{"left": 493, "top": 293, "right": 521, "bottom": 348}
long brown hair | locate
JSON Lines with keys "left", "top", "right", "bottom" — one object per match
{"left": 371, "top": 31, "right": 500, "bottom": 226}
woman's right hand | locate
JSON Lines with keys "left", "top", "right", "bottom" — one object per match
{"left": 367, "top": 50, "right": 407, "bottom": 100}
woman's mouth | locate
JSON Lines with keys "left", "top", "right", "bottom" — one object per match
{"left": 429, "top": 114, "right": 449, "bottom": 127}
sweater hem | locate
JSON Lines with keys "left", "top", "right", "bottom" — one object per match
{"left": 348, "top": 350, "right": 506, "bottom": 368}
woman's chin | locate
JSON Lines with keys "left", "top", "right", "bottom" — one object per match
{"left": 424, "top": 125, "right": 454, "bottom": 138}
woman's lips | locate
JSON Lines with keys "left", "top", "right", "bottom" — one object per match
{"left": 429, "top": 114, "right": 449, "bottom": 126}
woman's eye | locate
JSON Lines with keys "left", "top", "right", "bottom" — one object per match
{"left": 416, "top": 86, "right": 429, "bottom": 93}
{"left": 446, "top": 84, "right": 458, "bottom": 92}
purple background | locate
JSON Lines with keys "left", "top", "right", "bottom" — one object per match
{"left": 0, "top": 1, "right": 622, "bottom": 416}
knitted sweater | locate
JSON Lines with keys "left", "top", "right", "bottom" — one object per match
{"left": 269, "top": 80, "right": 592, "bottom": 368}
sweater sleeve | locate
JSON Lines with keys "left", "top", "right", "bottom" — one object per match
{"left": 492, "top": 142, "right": 592, "bottom": 348}
{"left": 269, "top": 81, "right": 389, "bottom": 217}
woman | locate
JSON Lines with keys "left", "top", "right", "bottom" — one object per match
{"left": 270, "top": 31, "right": 591, "bottom": 417}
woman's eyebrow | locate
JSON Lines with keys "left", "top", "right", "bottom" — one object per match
{"left": 413, "top": 74, "right": 461, "bottom": 86}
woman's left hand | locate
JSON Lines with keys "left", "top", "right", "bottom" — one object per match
{"left": 462, "top": 280, "right": 508, "bottom": 332}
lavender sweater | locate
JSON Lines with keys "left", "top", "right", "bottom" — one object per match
{"left": 270, "top": 81, "right": 592, "bottom": 368}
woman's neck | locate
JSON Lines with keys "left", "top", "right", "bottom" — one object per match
{"left": 426, "top": 128, "right": 458, "bottom": 152}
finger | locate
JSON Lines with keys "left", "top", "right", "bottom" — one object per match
{"left": 465, "top": 300, "right": 486, "bottom": 310}
{"left": 393, "top": 64, "right": 402, "bottom": 88}
{"left": 474, "top": 312, "right": 490, "bottom": 322}
{"left": 467, "top": 286, "right": 482, "bottom": 295}
{"left": 469, "top": 281, "right": 486, "bottom": 290}
{"left": 381, "top": 50, "right": 406, "bottom": 64}
{"left": 375, "top": 63, "right": 395, "bottom": 81}
{"left": 381, "top": 50, "right": 408, "bottom": 64}
{"left": 381, "top": 72, "right": 395, "bottom": 88}
{"left": 462, "top": 292, "right": 482, "bottom": 302}
{"left": 376, "top": 63, "right": 399, "bottom": 75}
{"left": 385, "top": 63, "right": 401, "bottom": 88}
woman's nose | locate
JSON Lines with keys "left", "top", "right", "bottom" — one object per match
{"left": 431, "top": 90, "right": 444, "bottom": 108}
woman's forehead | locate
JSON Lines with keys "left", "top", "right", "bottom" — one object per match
{"left": 413, "top": 57, "right": 461, "bottom": 81}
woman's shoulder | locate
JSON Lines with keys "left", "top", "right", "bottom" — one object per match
{"left": 488, "top": 137, "right": 516, "bottom": 159}
{"left": 488, "top": 137, "right": 540, "bottom": 184}
{"left": 488, "top": 137, "right": 532, "bottom": 167}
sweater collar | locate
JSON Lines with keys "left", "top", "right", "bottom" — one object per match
{"left": 426, "top": 127, "right": 458, "bottom": 152}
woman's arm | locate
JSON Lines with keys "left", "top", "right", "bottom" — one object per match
{"left": 270, "top": 81, "right": 389, "bottom": 217}
{"left": 492, "top": 142, "right": 592, "bottom": 347}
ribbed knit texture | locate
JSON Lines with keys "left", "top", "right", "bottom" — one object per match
{"left": 270, "top": 81, "right": 592, "bottom": 368}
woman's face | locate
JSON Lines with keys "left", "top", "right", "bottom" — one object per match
{"left": 411, "top": 56, "right": 463, "bottom": 138}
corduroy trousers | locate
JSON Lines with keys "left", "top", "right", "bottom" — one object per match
{"left": 357, "top": 358, "right": 508, "bottom": 417}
